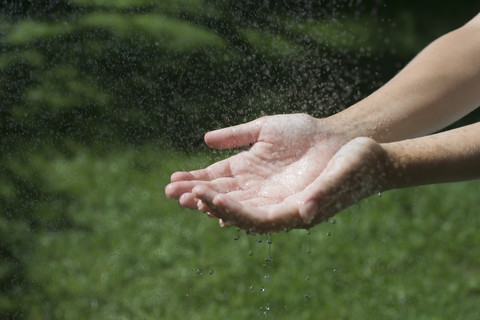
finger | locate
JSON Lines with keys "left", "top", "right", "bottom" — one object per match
{"left": 165, "top": 177, "right": 240, "bottom": 199}
{"left": 178, "top": 193, "right": 198, "bottom": 209}
{"left": 176, "top": 192, "right": 219, "bottom": 218}
{"left": 187, "top": 157, "right": 233, "bottom": 181}
{"left": 192, "top": 185, "right": 256, "bottom": 226}
{"left": 197, "top": 199, "right": 217, "bottom": 218}
{"left": 204, "top": 117, "right": 265, "bottom": 149}
{"left": 193, "top": 185, "right": 297, "bottom": 233}
{"left": 170, "top": 171, "right": 195, "bottom": 182}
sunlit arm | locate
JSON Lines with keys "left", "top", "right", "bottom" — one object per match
{"left": 384, "top": 121, "right": 480, "bottom": 188}
{"left": 165, "top": 13, "right": 480, "bottom": 233}
{"left": 327, "top": 12, "right": 480, "bottom": 142}
{"left": 299, "top": 122, "right": 480, "bottom": 225}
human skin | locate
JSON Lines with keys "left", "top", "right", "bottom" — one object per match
{"left": 300, "top": 122, "right": 480, "bottom": 227}
{"left": 165, "top": 13, "right": 480, "bottom": 233}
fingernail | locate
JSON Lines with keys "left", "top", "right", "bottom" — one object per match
{"left": 197, "top": 199, "right": 204, "bottom": 211}
{"left": 207, "top": 212, "right": 216, "bottom": 218}
{"left": 300, "top": 200, "right": 318, "bottom": 224}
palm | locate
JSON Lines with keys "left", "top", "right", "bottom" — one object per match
{"left": 226, "top": 120, "right": 336, "bottom": 206}
{"left": 166, "top": 114, "right": 345, "bottom": 231}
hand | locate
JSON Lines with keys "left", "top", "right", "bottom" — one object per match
{"left": 165, "top": 114, "right": 387, "bottom": 232}
{"left": 298, "top": 137, "right": 391, "bottom": 226}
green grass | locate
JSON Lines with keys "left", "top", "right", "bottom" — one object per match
{"left": 12, "top": 145, "right": 480, "bottom": 319}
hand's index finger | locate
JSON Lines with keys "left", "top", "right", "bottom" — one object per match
{"left": 204, "top": 118, "right": 265, "bottom": 149}
{"left": 188, "top": 157, "right": 233, "bottom": 181}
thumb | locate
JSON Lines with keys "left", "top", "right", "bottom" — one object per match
{"left": 298, "top": 137, "right": 383, "bottom": 225}
{"left": 298, "top": 145, "right": 357, "bottom": 225}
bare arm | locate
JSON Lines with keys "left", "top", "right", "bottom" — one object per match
{"left": 299, "top": 121, "right": 480, "bottom": 225}
{"left": 384, "top": 121, "right": 480, "bottom": 188}
{"left": 327, "top": 13, "right": 480, "bottom": 142}
{"left": 166, "top": 13, "right": 480, "bottom": 233}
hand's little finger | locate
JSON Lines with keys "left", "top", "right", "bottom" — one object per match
{"left": 178, "top": 193, "right": 198, "bottom": 209}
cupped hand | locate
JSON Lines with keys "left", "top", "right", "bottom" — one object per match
{"left": 165, "top": 114, "right": 389, "bottom": 232}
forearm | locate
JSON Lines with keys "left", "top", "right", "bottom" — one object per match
{"left": 327, "top": 13, "right": 480, "bottom": 142}
{"left": 382, "top": 121, "right": 480, "bottom": 190}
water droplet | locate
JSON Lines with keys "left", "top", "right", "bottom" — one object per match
{"left": 265, "top": 256, "right": 273, "bottom": 263}
{"left": 265, "top": 274, "right": 271, "bottom": 280}
{"left": 265, "top": 305, "right": 270, "bottom": 311}
{"left": 248, "top": 250, "right": 253, "bottom": 256}
{"left": 306, "top": 230, "right": 311, "bottom": 235}
{"left": 257, "top": 237, "right": 263, "bottom": 243}
{"left": 209, "top": 269, "right": 215, "bottom": 275}
{"left": 306, "top": 275, "right": 310, "bottom": 280}
{"left": 196, "top": 268, "right": 203, "bottom": 275}
{"left": 333, "top": 268, "right": 337, "bottom": 273}
{"left": 326, "top": 232, "right": 332, "bottom": 236}
{"left": 378, "top": 192, "right": 382, "bottom": 197}
{"left": 267, "top": 239, "right": 272, "bottom": 245}
{"left": 234, "top": 234, "right": 240, "bottom": 240}
{"left": 259, "top": 287, "right": 265, "bottom": 292}
{"left": 330, "top": 219, "right": 336, "bottom": 224}
{"left": 305, "top": 293, "right": 311, "bottom": 299}
{"left": 249, "top": 285, "right": 254, "bottom": 290}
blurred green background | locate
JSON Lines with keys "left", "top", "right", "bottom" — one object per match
{"left": 1, "top": 0, "right": 480, "bottom": 319}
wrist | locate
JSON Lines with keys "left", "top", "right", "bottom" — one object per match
{"left": 323, "top": 103, "right": 388, "bottom": 142}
